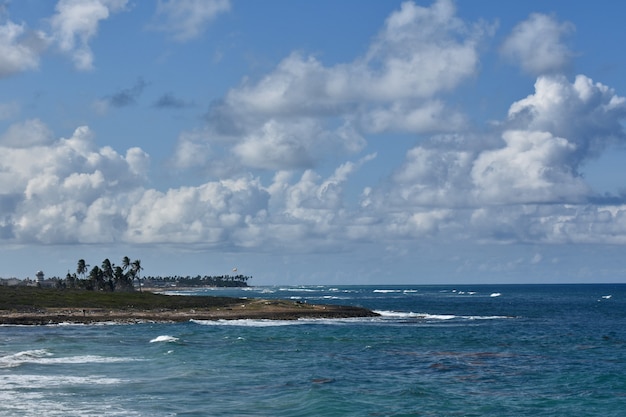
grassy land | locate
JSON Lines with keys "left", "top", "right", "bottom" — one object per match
{"left": 0, "top": 286, "right": 243, "bottom": 311}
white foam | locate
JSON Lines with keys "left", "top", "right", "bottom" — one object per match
{"left": 0, "top": 373, "right": 125, "bottom": 388}
{"left": 490, "top": 292, "right": 502, "bottom": 297}
{"left": 149, "top": 335, "right": 179, "bottom": 343}
{"left": 191, "top": 317, "right": 366, "bottom": 327}
{"left": 601, "top": 295, "right": 612, "bottom": 299}
{"left": 374, "top": 310, "right": 513, "bottom": 321}
{"left": 279, "top": 287, "right": 318, "bottom": 292}
{"left": 0, "top": 350, "right": 141, "bottom": 368}
{"left": 374, "top": 311, "right": 456, "bottom": 320}
{"left": 0, "top": 349, "right": 51, "bottom": 368}
{"left": 373, "top": 289, "right": 402, "bottom": 293}
{"left": 191, "top": 319, "right": 306, "bottom": 327}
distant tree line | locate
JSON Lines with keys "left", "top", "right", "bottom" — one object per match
{"left": 57, "top": 257, "right": 250, "bottom": 291}
{"left": 142, "top": 274, "right": 251, "bottom": 288}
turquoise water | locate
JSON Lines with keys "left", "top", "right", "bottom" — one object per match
{"left": 1, "top": 284, "right": 625, "bottom": 416}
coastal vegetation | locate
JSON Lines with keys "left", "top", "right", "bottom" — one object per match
{"left": 0, "top": 285, "right": 378, "bottom": 325}
{"left": 0, "top": 285, "right": 243, "bottom": 311}
{"left": 28, "top": 257, "right": 252, "bottom": 292}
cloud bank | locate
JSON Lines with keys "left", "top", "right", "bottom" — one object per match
{"left": 1, "top": 0, "right": 626, "bottom": 258}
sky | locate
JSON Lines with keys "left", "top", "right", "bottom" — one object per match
{"left": 1, "top": 0, "right": 626, "bottom": 285}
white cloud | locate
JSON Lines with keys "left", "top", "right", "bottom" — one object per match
{"left": 471, "top": 130, "right": 589, "bottom": 204}
{"left": 381, "top": 74, "right": 625, "bottom": 210}
{"left": 232, "top": 119, "right": 318, "bottom": 171}
{"left": 501, "top": 13, "right": 574, "bottom": 75}
{"left": 170, "top": 130, "right": 214, "bottom": 170}
{"left": 223, "top": 0, "right": 488, "bottom": 115}
{"left": 360, "top": 100, "right": 467, "bottom": 134}
{"left": 3, "top": 1, "right": 626, "bottom": 258}
{"left": 0, "top": 119, "right": 53, "bottom": 148}
{"left": 0, "top": 124, "right": 148, "bottom": 243}
{"left": 152, "top": 0, "right": 231, "bottom": 41}
{"left": 0, "top": 20, "right": 43, "bottom": 77}
{"left": 49, "top": 0, "right": 128, "bottom": 70}
{"left": 188, "top": 0, "right": 490, "bottom": 172}
{"left": 508, "top": 75, "right": 626, "bottom": 158}
{"left": 124, "top": 177, "right": 269, "bottom": 245}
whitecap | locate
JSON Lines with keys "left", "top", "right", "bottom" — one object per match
{"left": 0, "top": 350, "right": 141, "bottom": 368}
{"left": 490, "top": 292, "right": 502, "bottom": 297}
{"left": 0, "top": 349, "right": 51, "bottom": 368}
{"left": 149, "top": 335, "right": 179, "bottom": 343}
{"left": 0, "top": 374, "right": 125, "bottom": 389}
{"left": 373, "top": 311, "right": 456, "bottom": 320}
{"left": 374, "top": 311, "right": 513, "bottom": 321}
{"left": 191, "top": 319, "right": 305, "bottom": 327}
{"left": 191, "top": 317, "right": 366, "bottom": 327}
{"left": 601, "top": 295, "right": 612, "bottom": 299}
{"left": 373, "top": 289, "right": 401, "bottom": 293}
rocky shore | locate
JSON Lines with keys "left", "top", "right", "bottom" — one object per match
{"left": 0, "top": 298, "right": 379, "bottom": 325}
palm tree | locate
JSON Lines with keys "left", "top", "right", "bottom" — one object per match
{"left": 122, "top": 256, "right": 130, "bottom": 272}
{"left": 88, "top": 265, "right": 104, "bottom": 291}
{"left": 131, "top": 259, "right": 143, "bottom": 292}
{"left": 77, "top": 259, "right": 89, "bottom": 280}
{"left": 101, "top": 259, "right": 114, "bottom": 291}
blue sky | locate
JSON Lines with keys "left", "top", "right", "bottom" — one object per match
{"left": 1, "top": 0, "right": 626, "bottom": 285}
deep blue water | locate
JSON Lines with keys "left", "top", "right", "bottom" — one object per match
{"left": 1, "top": 284, "right": 625, "bottom": 416}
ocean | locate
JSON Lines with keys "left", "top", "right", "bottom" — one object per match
{"left": 1, "top": 284, "right": 625, "bottom": 416}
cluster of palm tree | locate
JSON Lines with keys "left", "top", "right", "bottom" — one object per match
{"left": 66, "top": 257, "right": 143, "bottom": 292}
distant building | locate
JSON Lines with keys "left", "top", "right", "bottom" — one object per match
{"left": 36, "top": 270, "right": 45, "bottom": 284}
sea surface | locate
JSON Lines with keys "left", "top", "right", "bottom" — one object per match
{"left": 1, "top": 284, "right": 625, "bottom": 416}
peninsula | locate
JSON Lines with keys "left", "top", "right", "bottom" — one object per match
{"left": 0, "top": 286, "right": 379, "bottom": 325}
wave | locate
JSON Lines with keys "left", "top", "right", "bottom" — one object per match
{"left": 0, "top": 349, "right": 51, "bottom": 367}
{"left": 375, "top": 311, "right": 456, "bottom": 320}
{"left": 149, "top": 335, "right": 179, "bottom": 343}
{"left": 191, "top": 318, "right": 310, "bottom": 327}
{"left": 490, "top": 292, "right": 502, "bottom": 297}
{"left": 0, "top": 373, "right": 125, "bottom": 389}
{"left": 278, "top": 287, "right": 320, "bottom": 292}
{"left": 373, "top": 289, "right": 402, "bottom": 293}
{"left": 374, "top": 310, "right": 513, "bottom": 321}
{"left": 190, "top": 317, "right": 369, "bottom": 327}
{"left": 0, "top": 349, "right": 138, "bottom": 368}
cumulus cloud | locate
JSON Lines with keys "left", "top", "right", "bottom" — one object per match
{"left": 0, "top": 19, "right": 44, "bottom": 77}
{"left": 49, "top": 0, "right": 128, "bottom": 70}
{"left": 366, "top": 73, "right": 626, "bottom": 245}
{"left": 501, "top": 13, "right": 574, "bottom": 75}
{"left": 3, "top": 0, "right": 626, "bottom": 256}
{"left": 0, "top": 124, "right": 149, "bottom": 243}
{"left": 0, "top": 119, "right": 53, "bottom": 148}
{"left": 152, "top": 0, "right": 231, "bottom": 41}
{"left": 222, "top": 0, "right": 487, "bottom": 116}
{"left": 124, "top": 177, "right": 269, "bottom": 245}
{"left": 187, "top": 0, "right": 490, "bottom": 172}
{"left": 471, "top": 130, "right": 589, "bottom": 204}
{"left": 169, "top": 129, "right": 214, "bottom": 170}
{"left": 507, "top": 75, "right": 626, "bottom": 158}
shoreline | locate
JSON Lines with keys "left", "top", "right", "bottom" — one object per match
{"left": 0, "top": 298, "right": 379, "bottom": 325}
